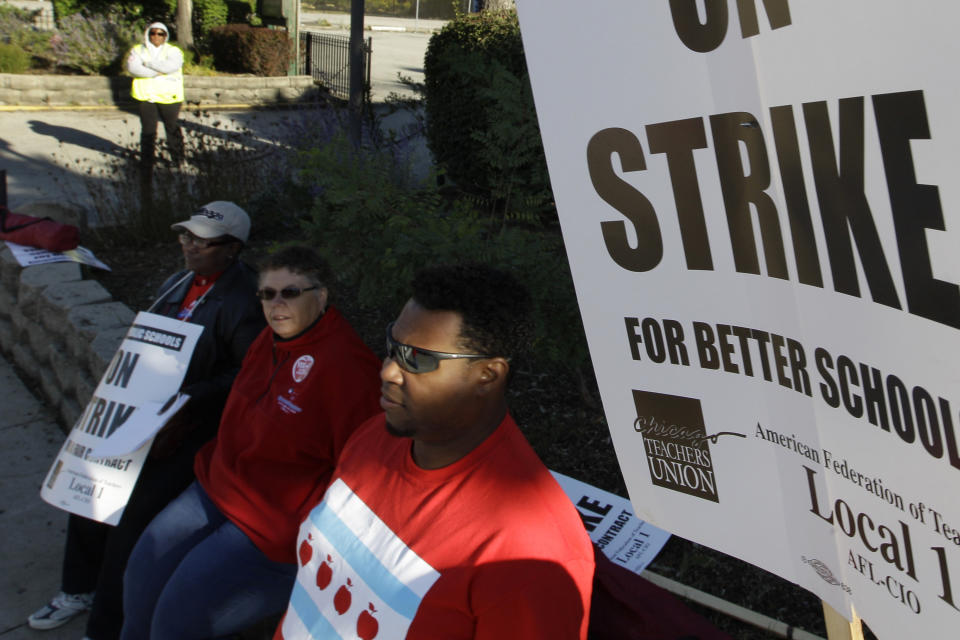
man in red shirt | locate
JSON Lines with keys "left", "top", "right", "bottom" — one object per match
{"left": 277, "top": 264, "right": 595, "bottom": 640}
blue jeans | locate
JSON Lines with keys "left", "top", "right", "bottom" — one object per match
{"left": 120, "top": 482, "right": 296, "bottom": 640}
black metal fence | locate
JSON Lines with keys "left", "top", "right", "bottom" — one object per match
{"left": 300, "top": 31, "right": 372, "bottom": 100}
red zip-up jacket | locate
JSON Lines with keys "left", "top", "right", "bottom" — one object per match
{"left": 194, "top": 306, "right": 381, "bottom": 563}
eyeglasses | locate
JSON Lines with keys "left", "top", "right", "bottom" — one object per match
{"left": 256, "top": 285, "right": 319, "bottom": 301}
{"left": 385, "top": 322, "right": 491, "bottom": 374}
{"left": 178, "top": 232, "right": 232, "bottom": 249}
{"left": 149, "top": 30, "right": 167, "bottom": 37}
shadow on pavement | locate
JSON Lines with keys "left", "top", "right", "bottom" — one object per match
{"left": 28, "top": 120, "right": 129, "bottom": 158}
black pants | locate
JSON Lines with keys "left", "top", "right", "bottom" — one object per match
{"left": 61, "top": 428, "right": 209, "bottom": 640}
{"left": 138, "top": 100, "right": 183, "bottom": 166}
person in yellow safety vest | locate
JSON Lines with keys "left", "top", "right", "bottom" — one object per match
{"left": 126, "top": 22, "right": 185, "bottom": 168}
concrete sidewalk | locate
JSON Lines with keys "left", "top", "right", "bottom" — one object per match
{"left": 0, "top": 353, "right": 82, "bottom": 639}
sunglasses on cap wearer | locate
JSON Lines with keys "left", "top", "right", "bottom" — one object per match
{"left": 385, "top": 321, "right": 492, "bottom": 374}
{"left": 178, "top": 231, "right": 233, "bottom": 249}
{"left": 149, "top": 30, "right": 167, "bottom": 37}
{"left": 255, "top": 285, "right": 319, "bottom": 301}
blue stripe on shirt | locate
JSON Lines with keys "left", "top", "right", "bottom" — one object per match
{"left": 309, "top": 503, "right": 423, "bottom": 620}
{"left": 290, "top": 580, "right": 343, "bottom": 640}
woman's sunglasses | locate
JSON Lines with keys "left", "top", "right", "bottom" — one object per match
{"left": 256, "top": 285, "right": 318, "bottom": 301}
{"left": 149, "top": 30, "right": 167, "bottom": 37}
{"left": 385, "top": 322, "right": 491, "bottom": 373}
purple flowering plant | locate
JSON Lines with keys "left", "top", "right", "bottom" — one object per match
{"left": 52, "top": 7, "right": 142, "bottom": 75}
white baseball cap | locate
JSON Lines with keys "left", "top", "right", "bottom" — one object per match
{"left": 171, "top": 201, "right": 250, "bottom": 243}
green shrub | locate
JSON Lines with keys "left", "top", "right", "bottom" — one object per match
{"left": 296, "top": 131, "right": 588, "bottom": 374}
{"left": 423, "top": 10, "right": 552, "bottom": 218}
{"left": 52, "top": 8, "right": 142, "bottom": 74}
{"left": 0, "top": 4, "right": 36, "bottom": 30}
{"left": 194, "top": 0, "right": 227, "bottom": 33}
{"left": 182, "top": 48, "right": 218, "bottom": 75}
{"left": 298, "top": 131, "right": 483, "bottom": 314}
{"left": 52, "top": 0, "right": 170, "bottom": 23}
{"left": 208, "top": 24, "right": 290, "bottom": 76}
{"left": 228, "top": 0, "right": 258, "bottom": 22}
{"left": 52, "top": 0, "right": 82, "bottom": 21}
{"left": 193, "top": 0, "right": 255, "bottom": 36}
{"left": 0, "top": 42, "right": 31, "bottom": 72}
{"left": 0, "top": 5, "right": 55, "bottom": 67}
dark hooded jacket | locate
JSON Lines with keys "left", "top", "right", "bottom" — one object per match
{"left": 150, "top": 259, "right": 264, "bottom": 437}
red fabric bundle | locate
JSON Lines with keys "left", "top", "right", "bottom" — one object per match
{"left": 0, "top": 206, "right": 80, "bottom": 252}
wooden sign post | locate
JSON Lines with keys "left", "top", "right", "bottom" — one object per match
{"left": 823, "top": 602, "right": 864, "bottom": 640}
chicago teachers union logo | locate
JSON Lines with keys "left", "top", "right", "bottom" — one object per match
{"left": 632, "top": 390, "right": 735, "bottom": 503}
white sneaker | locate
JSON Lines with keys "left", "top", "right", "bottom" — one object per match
{"left": 27, "top": 591, "right": 94, "bottom": 630}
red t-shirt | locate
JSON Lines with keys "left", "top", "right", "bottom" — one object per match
{"left": 177, "top": 271, "right": 223, "bottom": 321}
{"left": 275, "top": 413, "right": 595, "bottom": 639}
{"left": 194, "top": 306, "right": 382, "bottom": 563}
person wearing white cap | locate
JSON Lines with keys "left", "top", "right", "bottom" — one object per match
{"left": 28, "top": 201, "right": 264, "bottom": 640}
{"left": 126, "top": 21, "right": 184, "bottom": 167}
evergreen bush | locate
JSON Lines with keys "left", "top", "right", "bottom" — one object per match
{"left": 194, "top": 0, "right": 228, "bottom": 34}
{"left": 0, "top": 42, "right": 31, "bottom": 73}
{"left": 423, "top": 9, "right": 552, "bottom": 218}
{"left": 193, "top": 0, "right": 254, "bottom": 37}
{"left": 208, "top": 23, "right": 291, "bottom": 76}
{"left": 193, "top": 0, "right": 228, "bottom": 36}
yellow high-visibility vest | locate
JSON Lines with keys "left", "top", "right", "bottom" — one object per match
{"left": 130, "top": 44, "right": 184, "bottom": 104}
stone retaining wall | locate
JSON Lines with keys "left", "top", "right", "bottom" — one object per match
{"left": 0, "top": 244, "right": 132, "bottom": 430}
{"left": 0, "top": 73, "right": 323, "bottom": 108}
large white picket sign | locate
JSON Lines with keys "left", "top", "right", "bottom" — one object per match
{"left": 41, "top": 312, "right": 201, "bottom": 525}
{"left": 517, "top": 2, "right": 960, "bottom": 636}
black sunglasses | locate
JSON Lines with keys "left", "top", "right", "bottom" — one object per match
{"left": 385, "top": 322, "right": 491, "bottom": 374}
{"left": 256, "top": 285, "right": 319, "bottom": 301}
{"left": 149, "top": 30, "right": 167, "bottom": 36}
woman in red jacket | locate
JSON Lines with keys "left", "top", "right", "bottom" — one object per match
{"left": 120, "top": 245, "right": 382, "bottom": 640}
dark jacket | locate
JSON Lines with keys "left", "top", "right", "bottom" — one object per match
{"left": 150, "top": 259, "right": 264, "bottom": 435}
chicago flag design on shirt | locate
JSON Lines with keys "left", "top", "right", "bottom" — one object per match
{"left": 282, "top": 479, "right": 440, "bottom": 639}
